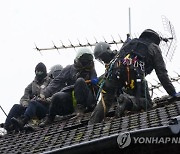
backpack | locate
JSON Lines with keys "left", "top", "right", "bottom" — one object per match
{"left": 111, "top": 38, "right": 151, "bottom": 96}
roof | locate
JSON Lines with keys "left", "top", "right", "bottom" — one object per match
{"left": 0, "top": 96, "right": 180, "bottom": 154}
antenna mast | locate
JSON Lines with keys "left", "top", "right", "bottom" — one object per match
{"left": 129, "top": 7, "right": 131, "bottom": 36}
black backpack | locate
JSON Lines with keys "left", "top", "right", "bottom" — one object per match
{"left": 111, "top": 38, "right": 152, "bottom": 96}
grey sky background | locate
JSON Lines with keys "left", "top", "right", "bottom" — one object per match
{"left": 0, "top": 0, "right": 180, "bottom": 123}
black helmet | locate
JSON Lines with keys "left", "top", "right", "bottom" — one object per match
{"left": 49, "top": 64, "right": 63, "bottom": 78}
{"left": 74, "top": 47, "right": 94, "bottom": 71}
{"left": 94, "top": 42, "right": 116, "bottom": 64}
{"left": 139, "top": 29, "right": 161, "bottom": 45}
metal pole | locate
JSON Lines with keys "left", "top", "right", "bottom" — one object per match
{"left": 129, "top": 7, "right": 131, "bottom": 36}
{"left": 0, "top": 105, "right": 7, "bottom": 117}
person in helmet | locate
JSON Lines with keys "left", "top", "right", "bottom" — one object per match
{"left": 39, "top": 47, "right": 98, "bottom": 127}
{"left": 94, "top": 42, "right": 117, "bottom": 64}
{"left": 48, "top": 64, "right": 63, "bottom": 79}
{"left": 89, "top": 29, "right": 177, "bottom": 124}
{"left": 2, "top": 62, "right": 52, "bottom": 132}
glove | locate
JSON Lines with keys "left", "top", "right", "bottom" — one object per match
{"left": 168, "top": 92, "right": 180, "bottom": 102}
{"left": 173, "top": 92, "right": 180, "bottom": 97}
{"left": 91, "top": 78, "right": 99, "bottom": 85}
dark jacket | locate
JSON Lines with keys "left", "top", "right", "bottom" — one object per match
{"left": 42, "top": 64, "right": 97, "bottom": 98}
{"left": 20, "top": 76, "right": 52, "bottom": 107}
{"left": 120, "top": 38, "right": 176, "bottom": 96}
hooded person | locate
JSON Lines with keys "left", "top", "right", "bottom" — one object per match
{"left": 35, "top": 62, "right": 47, "bottom": 83}
{"left": 48, "top": 64, "right": 63, "bottom": 79}
{"left": 39, "top": 47, "right": 98, "bottom": 127}
{"left": 3, "top": 62, "right": 52, "bottom": 132}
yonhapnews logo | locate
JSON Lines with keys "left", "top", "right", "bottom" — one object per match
{"left": 117, "top": 132, "right": 180, "bottom": 149}
{"left": 117, "top": 132, "right": 131, "bottom": 148}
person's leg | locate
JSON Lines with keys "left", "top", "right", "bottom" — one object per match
{"left": 89, "top": 79, "right": 118, "bottom": 124}
{"left": 74, "top": 78, "right": 89, "bottom": 107}
{"left": 115, "top": 94, "right": 134, "bottom": 117}
{"left": 11, "top": 100, "right": 49, "bottom": 129}
{"left": 40, "top": 91, "right": 73, "bottom": 127}
{"left": 49, "top": 92, "right": 73, "bottom": 117}
{"left": 4, "top": 104, "right": 26, "bottom": 132}
{"left": 88, "top": 99, "right": 105, "bottom": 124}
{"left": 74, "top": 77, "right": 97, "bottom": 113}
{"left": 24, "top": 100, "right": 49, "bottom": 120}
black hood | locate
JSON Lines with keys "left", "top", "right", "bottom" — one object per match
{"left": 35, "top": 62, "right": 47, "bottom": 82}
{"left": 35, "top": 62, "right": 47, "bottom": 73}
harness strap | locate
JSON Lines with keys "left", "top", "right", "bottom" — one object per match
{"left": 101, "top": 92, "right": 107, "bottom": 118}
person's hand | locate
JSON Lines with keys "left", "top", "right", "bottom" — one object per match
{"left": 173, "top": 92, "right": 180, "bottom": 97}
{"left": 21, "top": 101, "right": 29, "bottom": 107}
{"left": 46, "top": 97, "right": 51, "bottom": 103}
{"left": 39, "top": 94, "right": 46, "bottom": 101}
{"left": 168, "top": 92, "right": 180, "bottom": 102}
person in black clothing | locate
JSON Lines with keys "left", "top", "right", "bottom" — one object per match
{"left": 89, "top": 29, "right": 177, "bottom": 124}
{"left": 2, "top": 62, "right": 53, "bottom": 132}
{"left": 39, "top": 47, "right": 98, "bottom": 127}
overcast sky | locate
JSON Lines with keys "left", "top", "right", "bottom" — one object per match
{"left": 0, "top": 0, "right": 180, "bottom": 123}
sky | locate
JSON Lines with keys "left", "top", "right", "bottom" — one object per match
{"left": 0, "top": 0, "right": 180, "bottom": 124}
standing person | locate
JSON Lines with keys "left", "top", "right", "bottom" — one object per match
{"left": 3, "top": 62, "right": 52, "bottom": 132}
{"left": 39, "top": 47, "right": 98, "bottom": 127}
{"left": 89, "top": 29, "right": 177, "bottom": 124}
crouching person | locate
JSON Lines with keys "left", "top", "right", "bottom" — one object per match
{"left": 89, "top": 40, "right": 154, "bottom": 124}
{"left": 39, "top": 48, "right": 98, "bottom": 127}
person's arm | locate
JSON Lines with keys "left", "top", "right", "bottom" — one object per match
{"left": 20, "top": 82, "right": 33, "bottom": 107}
{"left": 150, "top": 44, "right": 176, "bottom": 96}
{"left": 42, "top": 65, "right": 70, "bottom": 98}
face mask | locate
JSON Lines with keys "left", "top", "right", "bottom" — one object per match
{"left": 35, "top": 71, "right": 46, "bottom": 82}
{"left": 35, "top": 71, "right": 44, "bottom": 75}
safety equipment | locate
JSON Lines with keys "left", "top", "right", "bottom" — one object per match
{"left": 74, "top": 47, "right": 94, "bottom": 71}
{"left": 139, "top": 29, "right": 161, "bottom": 45}
{"left": 75, "top": 47, "right": 93, "bottom": 60}
{"left": 94, "top": 42, "right": 116, "bottom": 64}
{"left": 49, "top": 64, "right": 63, "bottom": 78}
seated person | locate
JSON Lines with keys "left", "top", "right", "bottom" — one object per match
{"left": 39, "top": 47, "right": 98, "bottom": 127}
{"left": 3, "top": 62, "right": 54, "bottom": 132}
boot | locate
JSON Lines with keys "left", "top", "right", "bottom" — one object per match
{"left": 115, "top": 102, "right": 126, "bottom": 117}
{"left": 1, "top": 123, "right": 14, "bottom": 134}
{"left": 115, "top": 94, "right": 133, "bottom": 117}
{"left": 75, "top": 104, "right": 85, "bottom": 116}
{"left": 4, "top": 123, "right": 15, "bottom": 133}
{"left": 11, "top": 116, "right": 29, "bottom": 130}
{"left": 71, "top": 104, "right": 86, "bottom": 122}
{"left": 0, "top": 123, "right": 4, "bottom": 128}
{"left": 39, "top": 115, "right": 54, "bottom": 128}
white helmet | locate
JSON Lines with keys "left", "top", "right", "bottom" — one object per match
{"left": 75, "top": 47, "right": 93, "bottom": 62}
{"left": 74, "top": 47, "right": 94, "bottom": 71}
